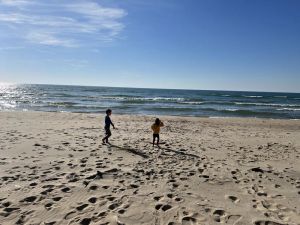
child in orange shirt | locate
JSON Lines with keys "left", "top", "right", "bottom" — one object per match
{"left": 151, "top": 118, "right": 164, "bottom": 146}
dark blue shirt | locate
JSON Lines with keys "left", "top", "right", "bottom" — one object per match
{"left": 105, "top": 115, "right": 113, "bottom": 129}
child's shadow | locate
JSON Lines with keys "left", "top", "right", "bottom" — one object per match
{"left": 158, "top": 147, "right": 200, "bottom": 159}
{"left": 108, "top": 144, "right": 149, "bottom": 159}
{"left": 107, "top": 144, "right": 199, "bottom": 159}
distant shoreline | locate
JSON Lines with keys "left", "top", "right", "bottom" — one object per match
{"left": 1, "top": 110, "right": 299, "bottom": 122}
{"left": 2, "top": 82, "right": 300, "bottom": 94}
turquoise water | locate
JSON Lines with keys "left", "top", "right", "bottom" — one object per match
{"left": 0, "top": 84, "right": 299, "bottom": 119}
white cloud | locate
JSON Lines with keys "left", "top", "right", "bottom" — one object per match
{"left": 0, "top": 0, "right": 127, "bottom": 47}
{"left": 0, "top": 0, "right": 33, "bottom": 6}
{"left": 26, "top": 32, "right": 77, "bottom": 47}
{"left": 66, "top": 2, "right": 126, "bottom": 19}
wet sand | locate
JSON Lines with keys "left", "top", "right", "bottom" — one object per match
{"left": 0, "top": 111, "right": 300, "bottom": 225}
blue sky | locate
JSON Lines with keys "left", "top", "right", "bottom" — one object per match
{"left": 0, "top": 0, "right": 299, "bottom": 92}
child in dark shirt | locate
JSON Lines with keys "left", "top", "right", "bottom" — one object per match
{"left": 102, "top": 109, "right": 115, "bottom": 144}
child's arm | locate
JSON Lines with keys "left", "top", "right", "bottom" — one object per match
{"left": 109, "top": 117, "right": 115, "bottom": 129}
{"left": 160, "top": 122, "right": 164, "bottom": 127}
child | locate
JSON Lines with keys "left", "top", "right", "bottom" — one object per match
{"left": 102, "top": 109, "right": 115, "bottom": 144}
{"left": 151, "top": 118, "right": 164, "bottom": 146}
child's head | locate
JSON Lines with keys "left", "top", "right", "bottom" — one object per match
{"left": 155, "top": 118, "right": 160, "bottom": 125}
{"left": 106, "top": 109, "right": 112, "bottom": 115}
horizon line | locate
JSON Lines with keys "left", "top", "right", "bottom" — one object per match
{"left": 1, "top": 81, "right": 299, "bottom": 94}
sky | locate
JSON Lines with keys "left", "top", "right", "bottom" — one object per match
{"left": 0, "top": 0, "right": 299, "bottom": 92}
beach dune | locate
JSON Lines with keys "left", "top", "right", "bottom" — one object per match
{"left": 0, "top": 112, "right": 300, "bottom": 225}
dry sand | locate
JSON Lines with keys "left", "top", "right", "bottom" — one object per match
{"left": 0, "top": 111, "right": 300, "bottom": 225}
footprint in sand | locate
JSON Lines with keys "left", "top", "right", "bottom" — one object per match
{"left": 212, "top": 209, "right": 241, "bottom": 224}
{"left": 161, "top": 204, "right": 172, "bottom": 211}
{"left": 80, "top": 218, "right": 92, "bottom": 225}
{"left": 61, "top": 186, "right": 71, "bottom": 193}
{"left": 2, "top": 201, "right": 11, "bottom": 207}
{"left": 165, "top": 193, "right": 184, "bottom": 203}
{"left": 212, "top": 209, "right": 226, "bottom": 223}
{"left": 226, "top": 215, "right": 242, "bottom": 224}
{"left": 29, "top": 182, "right": 38, "bottom": 187}
{"left": 89, "top": 185, "right": 98, "bottom": 191}
{"left": 97, "top": 211, "right": 108, "bottom": 218}
{"left": 76, "top": 203, "right": 89, "bottom": 211}
{"left": 167, "top": 222, "right": 176, "bottom": 225}
{"left": 108, "top": 202, "right": 121, "bottom": 210}
{"left": 20, "top": 196, "right": 37, "bottom": 203}
{"left": 45, "top": 202, "right": 53, "bottom": 210}
{"left": 225, "top": 195, "right": 240, "bottom": 203}
{"left": 166, "top": 193, "right": 174, "bottom": 198}
{"left": 155, "top": 203, "right": 172, "bottom": 212}
{"left": 88, "top": 197, "right": 97, "bottom": 203}
{"left": 118, "top": 208, "right": 126, "bottom": 214}
{"left": 181, "top": 213, "right": 206, "bottom": 225}
{"left": 153, "top": 196, "right": 163, "bottom": 201}
{"left": 64, "top": 210, "right": 77, "bottom": 220}
{"left": 3, "top": 207, "right": 20, "bottom": 213}
{"left": 182, "top": 216, "right": 197, "bottom": 225}
{"left": 15, "top": 214, "right": 27, "bottom": 224}
{"left": 41, "top": 188, "right": 54, "bottom": 195}
{"left": 52, "top": 196, "right": 62, "bottom": 202}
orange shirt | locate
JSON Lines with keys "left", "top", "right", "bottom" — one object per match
{"left": 151, "top": 122, "right": 164, "bottom": 134}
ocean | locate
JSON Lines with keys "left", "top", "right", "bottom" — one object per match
{"left": 0, "top": 84, "right": 299, "bottom": 119}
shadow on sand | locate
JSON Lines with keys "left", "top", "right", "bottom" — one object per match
{"left": 159, "top": 147, "right": 200, "bottom": 158}
{"left": 107, "top": 144, "right": 199, "bottom": 159}
{"left": 108, "top": 144, "right": 149, "bottom": 159}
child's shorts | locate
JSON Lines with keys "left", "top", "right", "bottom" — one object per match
{"left": 153, "top": 134, "right": 159, "bottom": 139}
{"left": 105, "top": 128, "right": 111, "bottom": 136}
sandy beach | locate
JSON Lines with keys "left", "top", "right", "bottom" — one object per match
{"left": 0, "top": 111, "right": 300, "bottom": 225}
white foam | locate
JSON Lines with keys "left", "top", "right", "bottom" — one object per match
{"left": 242, "top": 95, "right": 263, "bottom": 98}
{"left": 225, "top": 108, "right": 239, "bottom": 111}
{"left": 274, "top": 96, "right": 287, "bottom": 98}
{"left": 234, "top": 102, "right": 299, "bottom": 107}
{"left": 180, "top": 101, "right": 204, "bottom": 105}
{"left": 276, "top": 108, "right": 300, "bottom": 111}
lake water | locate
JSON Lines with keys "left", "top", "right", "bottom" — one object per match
{"left": 0, "top": 84, "right": 299, "bottom": 119}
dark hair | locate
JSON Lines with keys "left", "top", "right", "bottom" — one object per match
{"left": 155, "top": 118, "right": 160, "bottom": 125}
{"left": 106, "top": 109, "right": 112, "bottom": 114}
